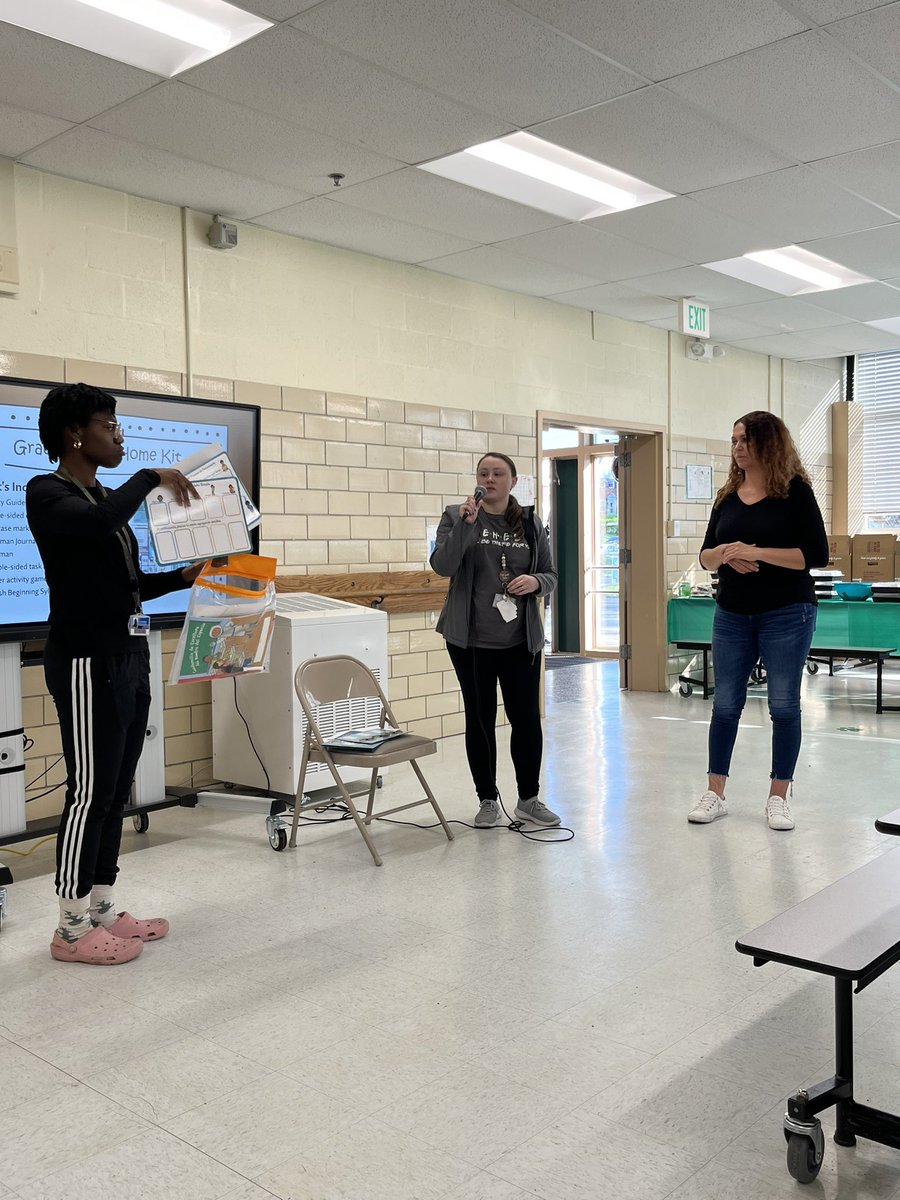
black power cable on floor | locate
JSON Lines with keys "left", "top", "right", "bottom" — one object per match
{"left": 307, "top": 793, "right": 575, "bottom": 843}
{"left": 231, "top": 676, "right": 271, "bottom": 795}
{"left": 229, "top": 685, "right": 574, "bottom": 844}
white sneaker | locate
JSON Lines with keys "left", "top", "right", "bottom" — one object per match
{"left": 766, "top": 795, "right": 794, "bottom": 831}
{"left": 688, "top": 790, "right": 727, "bottom": 824}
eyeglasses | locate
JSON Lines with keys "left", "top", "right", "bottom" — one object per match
{"left": 90, "top": 418, "right": 124, "bottom": 437}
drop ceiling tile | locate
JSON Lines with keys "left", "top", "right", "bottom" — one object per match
{"left": 496, "top": 224, "right": 688, "bottom": 284}
{"left": 665, "top": 30, "right": 900, "bottom": 161}
{"left": 588, "top": 197, "right": 772, "bottom": 262}
{"left": 507, "top": 0, "right": 806, "bottom": 80}
{"left": 546, "top": 283, "right": 677, "bottom": 319}
{"left": 0, "top": 102, "right": 72, "bottom": 158}
{"left": 21, "top": 127, "right": 306, "bottom": 221}
{"left": 292, "top": 0, "right": 643, "bottom": 126}
{"left": 810, "top": 140, "right": 900, "bottom": 217}
{"left": 420, "top": 245, "right": 602, "bottom": 296}
{"left": 798, "top": 321, "right": 900, "bottom": 352}
{"left": 0, "top": 22, "right": 160, "bottom": 123}
{"left": 704, "top": 313, "right": 778, "bottom": 340}
{"left": 802, "top": 223, "right": 900, "bottom": 277}
{"left": 184, "top": 25, "right": 511, "bottom": 163}
{"left": 91, "top": 82, "right": 403, "bottom": 194}
{"left": 534, "top": 88, "right": 791, "bottom": 194}
{"left": 328, "top": 167, "right": 566, "bottom": 243}
{"left": 801, "top": 280, "right": 900, "bottom": 321}
{"left": 713, "top": 297, "right": 851, "bottom": 332}
{"left": 727, "top": 331, "right": 852, "bottom": 358}
{"left": 689, "top": 166, "right": 893, "bottom": 244}
{"left": 254, "top": 197, "right": 479, "bottom": 263}
{"left": 234, "top": 1, "right": 322, "bottom": 16}
{"left": 625, "top": 265, "right": 780, "bottom": 305}
{"left": 793, "top": 0, "right": 894, "bottom": 19}
{"left": 826, "top": 5, "right": 900, "bottom": 86}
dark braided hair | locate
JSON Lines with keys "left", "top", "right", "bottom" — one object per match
{"left": 38, "top": 382, "right": 116, "bottom": 463}
{"left": 477, "top": 451, "right": 524, "bottom": 535}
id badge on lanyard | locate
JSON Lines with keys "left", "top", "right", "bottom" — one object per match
{"left": 56, "top": 468, "right": 147, "bottom": 636}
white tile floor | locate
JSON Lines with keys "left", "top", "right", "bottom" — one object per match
{"left": 3, "top": 659, "right": 900, "bottom": 1198}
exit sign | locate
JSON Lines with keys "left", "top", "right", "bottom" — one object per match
{"left": 680, "top": 299, "right": 710, "bottom": 339}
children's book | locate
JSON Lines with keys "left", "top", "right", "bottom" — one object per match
{"left": 321, "top": 726, "right": 405, "bottom": 752}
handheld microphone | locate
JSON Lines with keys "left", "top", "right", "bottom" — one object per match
{"left": 473, "top": 485, "right": 487, "bottom": 505}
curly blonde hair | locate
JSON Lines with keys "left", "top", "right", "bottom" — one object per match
{"left": 715, "top": 410, "right": 809, "bottom": 506}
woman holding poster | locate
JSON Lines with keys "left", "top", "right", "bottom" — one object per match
{"left": 26, "top": 383, "right": 202, "bottom": 966}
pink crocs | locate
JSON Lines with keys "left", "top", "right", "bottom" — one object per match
{"left": 50, "top": 925, "right": 144, "bottom": 965}
{"left": 107, "top": 911, "right": 170, "bottom": 942}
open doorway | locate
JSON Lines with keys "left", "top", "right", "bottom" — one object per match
{"left": 539, "top": 415, "right": 666, "bottom": 691}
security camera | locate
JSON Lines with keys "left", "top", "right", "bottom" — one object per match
{"left": 207, "top": 215, "right": 238, "bottom": 249}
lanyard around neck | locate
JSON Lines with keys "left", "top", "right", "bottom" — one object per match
{"left": 55, "top": 467, "right": 143, "bottom": 614}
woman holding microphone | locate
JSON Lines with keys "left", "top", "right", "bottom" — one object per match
{"left": 431, "top": 452, "right": 558, "bottom": 828}
{"left": 688, "top": 411, "right": 828, "bottom": 831}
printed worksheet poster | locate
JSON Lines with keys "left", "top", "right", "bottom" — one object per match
{"left": 147, "top": 474, "right": 251, "bottom": 564}
{"left": 144, "top": 443, "right": 257, "bottom": 564}
{"left": 189, "top": 446, "right": 261, "bottom": 530}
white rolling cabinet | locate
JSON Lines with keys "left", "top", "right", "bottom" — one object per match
{"left": 210, "top": 593, "right": 389, "bottom": 799}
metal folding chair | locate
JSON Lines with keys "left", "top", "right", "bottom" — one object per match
{"left": 289, "top": 654, "right": 454, "bottom": 866}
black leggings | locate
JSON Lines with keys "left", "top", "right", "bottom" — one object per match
{"left": 447, "top": 641, "right": 543, "bottom": 802}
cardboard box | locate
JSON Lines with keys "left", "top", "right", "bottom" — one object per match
{"left": 852, "top": 534, "right": 897, "bottom": 558}
{"left": 854, "top": 556, "right": 894, "bottom": 583}
{"left": 830, "top": 555, "right": 852, "bottom": 578}
{"left": 852, "top": 534, "right": 897, "bottom": 583}
{"left": 827, "top": 535, "right": 852, "bottom": 577}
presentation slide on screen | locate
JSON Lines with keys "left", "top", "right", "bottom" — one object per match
{"left": 0, "top": 404, "right": 229, "bottom": 628}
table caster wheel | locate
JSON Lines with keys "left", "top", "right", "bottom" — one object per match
{"left": 786, "top": 1132, "right": 824, "bottom": 1183}
{"left": 806, "top": 661, "right": 819, "bottom": 674}
{"left": 376, "top": 774, "right": 384, "bottom": 789}
{"left": 678, "top": 683, "right": 692, "bottom": 697}
{"left": 132, "top": 812, "right": 149, "bottom": 833}
{"left": 269, "top": 826, "right": 287, "bottom": 851}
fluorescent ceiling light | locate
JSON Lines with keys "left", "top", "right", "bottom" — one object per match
{"left": 1, "top": 0, "right": 272, "bottom": 76}
{"left": 77, "top": 0, "right": 230, "bottom": 52}
{"left": 705, "top": 244, "right": 872, "bottom": 296}
{"left": 420, "top": 132, "right": 673, "bottom": 221}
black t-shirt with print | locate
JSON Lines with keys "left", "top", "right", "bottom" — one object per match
{"left": 468, "top": 510, "right": 531, "bottom": 648}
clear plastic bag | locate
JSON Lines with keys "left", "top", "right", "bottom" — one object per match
{"left": 168, "top": 554, "right": 277, "bottom": 685}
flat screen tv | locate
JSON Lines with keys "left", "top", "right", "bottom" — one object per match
{"left": 0, "top": 377, "right": 260, "bottom": 643}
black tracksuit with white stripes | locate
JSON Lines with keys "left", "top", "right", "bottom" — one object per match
{"left": 27, "top": 470, "right": 188, "bottom": 901}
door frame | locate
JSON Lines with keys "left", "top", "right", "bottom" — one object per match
{"left": 538, "top": 411, "right": 667, "bottom": 691}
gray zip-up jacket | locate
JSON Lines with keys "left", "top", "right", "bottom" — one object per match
{"left": 430, "top": 504, "right": 558, "bottom": 655}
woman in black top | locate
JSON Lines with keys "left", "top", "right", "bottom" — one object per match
{"left": 27, "top": 383, "right": 201, "bottom": 965}
{"left": 688, "top": 411, "right": 828, "bottom": 831}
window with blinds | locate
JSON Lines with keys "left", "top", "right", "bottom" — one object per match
{"left": 856, "top": 350, "right": 900, "bottom": 530}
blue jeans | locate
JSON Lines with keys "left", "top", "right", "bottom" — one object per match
{"left": 708, "top": 602, "right": 816, "bottom": 782}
